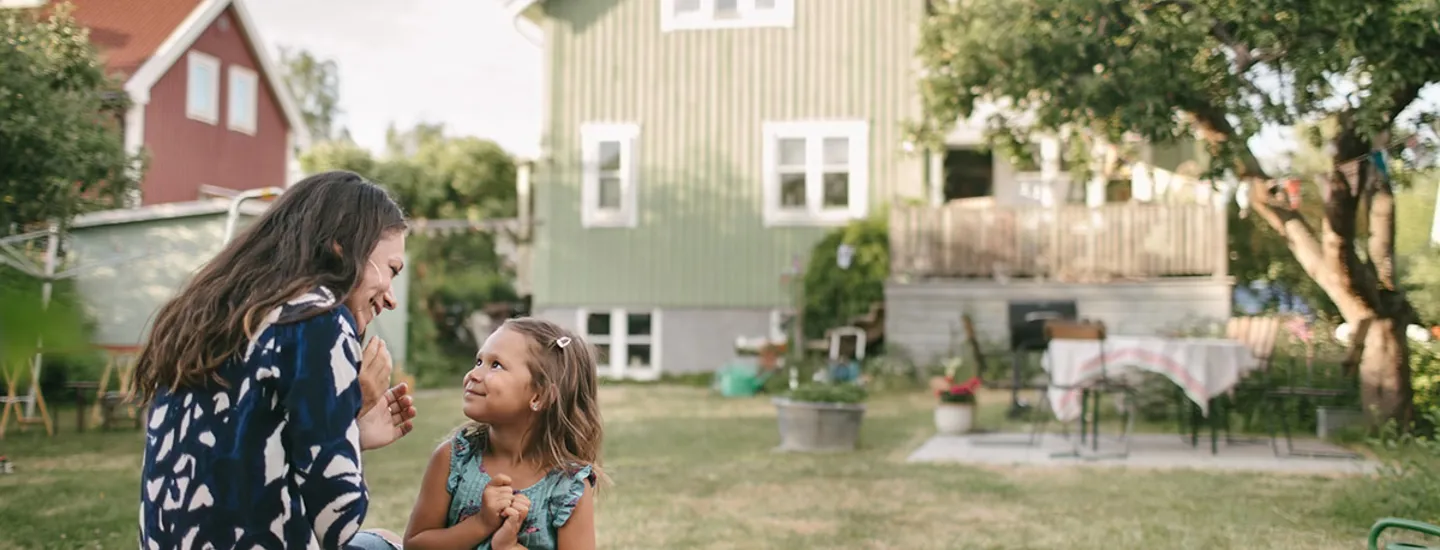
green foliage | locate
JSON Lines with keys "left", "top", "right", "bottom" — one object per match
{"left": 300, "top": 124, "right": 519, "bottom": 386}
{"left": 405, "top": 232, "right": 519, "bottom": 386}
{"left": 1333, "top": 411, "right": 1440, "bottom": 526}
{"left": 278, "top": 47, "right": 343, "bottom": 142}
{"left": 1409, "top": 343, "right": 1440, "bottom": 430}
{"left": 1403, "top": 249, "right": 1440, "bottom": 325}
{"left": 1396, "top": 173, "right": 1438, "bottom": 257}
{"left": 784, "top": 382, "right": 868, "bottom": 405}
{"left": 910, "top": 0, "right": 1440, "bottom": 174}
{"left": 1, "top": 3, "right": 141, "bottom": 230}
{"left": 0, "top": 266, "right": 88, "bottom": 371}
{"left": 800, "top": 216, "right": 888, "bottom": 340}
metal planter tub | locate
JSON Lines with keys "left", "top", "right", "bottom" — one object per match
{"left": 773, "top": 397, "right": 866, "bottom": 452}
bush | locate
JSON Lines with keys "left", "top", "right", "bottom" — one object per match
{"left": 1333, "top": 411, "right": 1440, "bottom": 527}
{"left": 800, "top": 216, "right": 888, "bottom": 340}
{"left": 1410, "top": 343, "right": 1440, "bottom": 433}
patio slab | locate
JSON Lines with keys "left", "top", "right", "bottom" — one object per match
{"left": 906, "top": 432, "right": 1379, "bottom": 475}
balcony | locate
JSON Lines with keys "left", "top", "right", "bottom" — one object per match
{"left": 889, "top": 201, "right": 1228, "bottom": 282}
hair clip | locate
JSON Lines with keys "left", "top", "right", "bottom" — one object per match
{"left": 555, "top": 336, "right": 572, "bottom": 349}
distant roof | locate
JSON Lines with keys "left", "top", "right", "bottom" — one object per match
{"left": 71, "top": 199, "right": 269, "bottom": 230}
{"left": 67, "top": 0, "right": 204, "bottom": 77}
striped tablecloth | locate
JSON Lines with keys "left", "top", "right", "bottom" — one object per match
{"left": 1043, "top": 336, "right": 1260, "bottom": 422}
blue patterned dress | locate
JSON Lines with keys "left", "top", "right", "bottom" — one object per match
{"left": 138, "top": 287, "right": 371, "bottom": 549}
{"left": 445, "top": 432, "right": 594, "bottom": 550}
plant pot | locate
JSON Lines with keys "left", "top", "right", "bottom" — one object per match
{"left": 934, "top": 402, "right": 975, "bottom": 435}
{"left": 772, "top": 397, "right": 865, "bottom": 452}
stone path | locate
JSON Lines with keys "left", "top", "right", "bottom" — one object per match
{"left": 907, "top": 432, "right": 1379, "bottom": 475}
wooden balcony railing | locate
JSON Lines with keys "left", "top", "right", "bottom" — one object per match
{"left": 889, "top": 202, "right": 1227, "bottom": 282}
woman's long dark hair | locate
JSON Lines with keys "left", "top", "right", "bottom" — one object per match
{"left": 131, "top": 171, "right": 407, "bottom": 403}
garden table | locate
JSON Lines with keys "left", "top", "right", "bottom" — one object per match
{"left": 1044, "top": 335, "right": 1259, "bottom": 424}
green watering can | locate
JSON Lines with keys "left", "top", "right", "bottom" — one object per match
{"left": 1370, "top": 518, "right": 1440, "bottom": 549}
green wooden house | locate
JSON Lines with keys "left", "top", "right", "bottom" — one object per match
{"left": 501, "top": 0, "right": 1232, "bottom": 376}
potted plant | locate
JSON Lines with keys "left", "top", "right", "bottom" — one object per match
{"left": 773, "top": 382, "right": 867, "bottom": 452}
{"left": 934, "top": 375, "right": 981, "bottom": 435}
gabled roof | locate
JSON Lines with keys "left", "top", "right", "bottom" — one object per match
{"left": 67, "top": 0, "right": 311, "bottom": 147}
{"left": 68, "top": 0, "right": 202, "bottom": 77}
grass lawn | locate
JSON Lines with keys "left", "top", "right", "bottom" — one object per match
{"left": 0, "top": 385, "right": 1381, "bottom": 549}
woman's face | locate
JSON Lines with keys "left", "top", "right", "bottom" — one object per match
{"left": 346, "top": 231, "right": 406, "bottom": 334}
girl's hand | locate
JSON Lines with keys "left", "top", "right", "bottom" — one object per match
{"left": 476, "top": 474, "right": 515, "bottom": 535}
{"left": 491, "top": 495, "right": 532, "bottom": 550}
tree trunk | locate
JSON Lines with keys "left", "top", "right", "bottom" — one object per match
{"left": 1358, "top": 316, "right": 1414, "bottom": 426}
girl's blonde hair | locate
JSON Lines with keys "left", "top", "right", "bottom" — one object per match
{"left": 456, "top": 317, "right": 605, "bottom": 482}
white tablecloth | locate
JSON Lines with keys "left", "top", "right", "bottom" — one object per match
{"left": 1042, "top": 336, "right": 1260, "bottom": 422}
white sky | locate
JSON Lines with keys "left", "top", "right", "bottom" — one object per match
{"left": 240, "top": 1, "right": 1436, "bottom": 165}
{"left": 244, "top": 0, "right": 543, "bottom": 158}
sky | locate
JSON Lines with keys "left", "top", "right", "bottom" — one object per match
{"left": 244, "top": 0, "right": 543, "bottom": 158}
{"left": 239, "top": 1, "right": 1437, "bottom": 165}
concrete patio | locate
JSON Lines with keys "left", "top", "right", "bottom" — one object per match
{"left": 907, "top": 432, "right": 1380, "bottom": 475}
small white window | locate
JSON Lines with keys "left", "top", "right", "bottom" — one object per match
{"left": 186, "top": 51, "right": 221, "bottom": 124}
{"left": 762, "top": 120, "right": 869, "bottom": 227}
{"left": 580, "top": 122, "right": 640, "bottom": 228}
{"left": 227, "top": 65, "right": 259, "bottom": 135}
{"left": 661, "top": 0, "right": 793, "bottom": 32}
{"left": 579, "top": 309, "right": 661, "bottom": 380}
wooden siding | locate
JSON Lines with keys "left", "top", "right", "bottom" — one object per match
{"left": 890, "top": 202, "right": 1228, "bottom": 281}
{"left": 141, "top": 6, "right": 290, "bottom": 205}
{"left": 534, "top": 0, "right": 929, "bottom": 309}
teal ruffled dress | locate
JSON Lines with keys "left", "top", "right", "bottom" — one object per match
{"left": 445, "top": 433, "right": 594, "bottom": 550}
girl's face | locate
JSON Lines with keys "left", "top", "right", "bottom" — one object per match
{"left": 345, "top": 231, "right": 405, "bottom": 334}
{"left": 462, "top": 327, "right": 540, "bottom": 423}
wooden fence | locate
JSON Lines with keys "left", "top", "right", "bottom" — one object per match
{"left": 889, "top": 202, "right": 1227, "bottom": 281}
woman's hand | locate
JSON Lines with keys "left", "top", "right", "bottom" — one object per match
{"left": 491, "top": 493, "right": 532, "bottom": 550}
{"left": 358, "top": 338, "right": 393, "bottom": 418}
{"left": 358, "top": 383, "right": 416, "bottom": 451}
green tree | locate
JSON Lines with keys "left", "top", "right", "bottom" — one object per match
{"left": 911, "top": 0, "right": 1440, "bottom": 424}
{"left": 0, "top": 3, "right": 140, "bottom": 232}
{"left": 278, "top": 47, "right": 344, "bottom": 142}
{"left": 299, "top": 125, "right": 518, "bottom": 383}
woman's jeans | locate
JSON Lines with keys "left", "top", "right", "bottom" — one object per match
{"left": 348, "top": 531, "right": 402, "bottom": 550}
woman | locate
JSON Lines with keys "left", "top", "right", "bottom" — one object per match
{"left": 132, "top": 171, "right": 419, "bottom": 549}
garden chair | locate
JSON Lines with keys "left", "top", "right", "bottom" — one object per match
{"left": 1262, "top": 318, "right": 1367, "bottom": 459}
{"left": 1044, "top": 319, "right": 1136, "bottom": 460}
{"left": 961, "top": 314, "right": 1052, "bottom": 447}
{"left": 1369, "top": 517, "right": 1440, "bottom": 549}
{"left": 1175, "top": 315, "right": 1283, "bottom": 454}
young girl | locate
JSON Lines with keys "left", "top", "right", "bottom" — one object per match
{"left": 404, "top": 317, "right": 602, "bottom": 550}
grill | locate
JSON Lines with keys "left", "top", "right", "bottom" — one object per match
{"left": 1007, "top": 301, "right": 1078, "bottom": 350}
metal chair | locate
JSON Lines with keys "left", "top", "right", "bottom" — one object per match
{"left": 1044, "top": 319, "right": 1136, "bottom": 460}
{"left": 1369, "top": 517, "right": 1440, "bottom": 549}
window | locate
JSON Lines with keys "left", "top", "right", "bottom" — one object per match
{"left": 579, "top": 309, "right": 660, "bottom": 379}
{"left": 580, "top": 123, "right": 640, "bottom": 228}
{"left": 661, "top": 0, "right": 793, "bottom": 31}
{"left": 761, "top": 120, "right": 869, "bottom": 226}
{"left": 227, "top": 65, "right": 259, "bottom": 134}
{"left": 186, "top": 51, "right": 220, "bottom": 124}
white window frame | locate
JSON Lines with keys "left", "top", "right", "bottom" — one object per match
{"left": 185, "top": 51, "right": 221, "bottom": 125}
{"left": 661, "top": 0, "right": 795, "bottom": 32}
{"left": 577, "top": 309, "right": 662, "bottom": 380}
{"left": 761, "top": 120, "right": 870, "bottom": 227}
{"left": 580, "top": 122, "right": 640, "bottom": 228}
{"left": 226, "top": 65, "right": 259, "bottom": 135}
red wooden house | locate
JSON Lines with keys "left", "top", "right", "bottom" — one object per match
{"left": 67, "top": 0, "right": 310, "bottom": 205}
